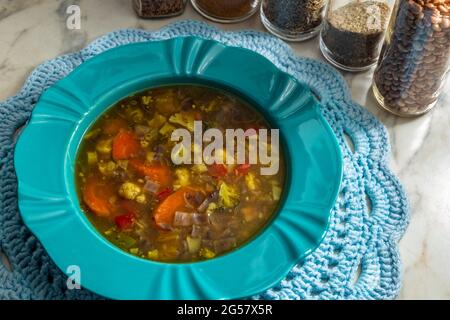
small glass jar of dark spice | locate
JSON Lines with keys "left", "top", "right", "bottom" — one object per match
{"left": 191, "top": 0, "right": 261, "bottom": 23}
{"left": 320, "top": 0, "right": 393, "bottom": 71}
{"left": 133, "top": 0, "right": 187, "bottom": 18}
{"left": 373, "top": 0, "right": 450, "bottom": 116}
{"left": 261, "top": 0, "right": 328, "bottom": 41}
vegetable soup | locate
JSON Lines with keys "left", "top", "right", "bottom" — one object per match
{"left": 75, "top": 85, "right": 285, "bottom": 262}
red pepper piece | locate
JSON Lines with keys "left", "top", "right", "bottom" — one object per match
{"left": 208, "top": 163, "right": 228, "bottom": 178}
{"left": 115, "top": 213, "right": 134, "bottom": 230}
{"left": 235, "top": 163, "right": 251, "bottom": 175}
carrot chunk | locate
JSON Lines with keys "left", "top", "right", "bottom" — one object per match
{"left": 153, "top": 187, "right": 194, "bottom": 230}
{"left": 129, "top": 159, "right": 172, "bottom": 187}
{"left": 112, "top": 129, "right": 140, "bottom": 160}
{"left": 82, "top": 177, "right": 115, "bottom": 217}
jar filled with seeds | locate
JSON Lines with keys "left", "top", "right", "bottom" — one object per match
{"left": 261, "top": 0, "right": 328, "bottom": 41}
{"left": 191, "top": 0, "right": 261, "bottom": 23}
{"left": 133, "top": 0, "right": 187, "bottom": 18}
{"left": 373, "top": 0, "right": 450, "bottom": 116}
{"left": 320, "top": 0, "right": 394, "bottom": 71}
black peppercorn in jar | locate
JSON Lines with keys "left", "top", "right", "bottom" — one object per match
{"left": 372, "top": 0, "right": 450, "bottom": 116}
{"left": 133, "top": 0, "right": 187, "bottom": 18}
{"left": 191, "top": 0, "right": 261, "bottom": 23}
{"left": 261, "top": 0, "right": 328, "bottom": 41}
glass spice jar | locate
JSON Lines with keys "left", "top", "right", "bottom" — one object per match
{"left": 320, "top": 0, "right": 394, "bottom": 71}
{"left": 191, "top": 0, "right": 261, "bottom": 23}
{"left": 133, "top": 0, "right": 187, "bottom": 18}
{"left": 261, "top": 0, "right": 328, "bottom": 41}
{"left": 372, "top": 0, "right": 450, "bottom": 116}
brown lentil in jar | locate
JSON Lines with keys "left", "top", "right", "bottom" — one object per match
{"left": 373, "top": 0, "right": 450, "bottom": 116}
{"left": 191, "top": 0, "right": 260, "bottom": 23}
{"left": 133, "top": 0, "right": 187, "bottom": 18}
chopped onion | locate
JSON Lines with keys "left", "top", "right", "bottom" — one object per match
{"left": 143, "top": 179, "right": 160, "bottom": 194}
{"left": 173, "top": 211, "right": 206, "bottom": 227}
{"left": 158, "top": 223, "right": 172, "bottom": 231}
{"left": 192, "top": 213, "right": 208, "bottom": 225}
{"left": 197, "top": 191, "right": 218, "bottom": 213}
{"left": 173, "top": 211, "right": 195, "bottom": 227}
{"left": 197, "top": 199, "right": 209, "bottom": 213}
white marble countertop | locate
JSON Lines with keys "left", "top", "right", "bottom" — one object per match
{"left": 1, "top": 0, "right": 449, "bottom": 300}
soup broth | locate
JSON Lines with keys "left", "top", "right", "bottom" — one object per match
{"left": 76, "top": 85, "right": 285, "bottom": 262}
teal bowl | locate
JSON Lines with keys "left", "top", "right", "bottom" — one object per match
{"left": 14, "top": 37, "right": 342, "bottom": 300}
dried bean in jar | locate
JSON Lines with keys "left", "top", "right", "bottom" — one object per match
{"left": 373, "top": 0, "right": 450, "bottom": 116}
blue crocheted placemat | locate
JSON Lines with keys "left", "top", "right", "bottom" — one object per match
{"left": 0, "top": 20, "right": 409, "bottom": 300}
